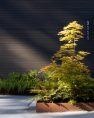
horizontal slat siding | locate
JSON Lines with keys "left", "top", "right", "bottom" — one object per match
{"left": 0, "top": 0, "right": 93, "bottom": 77}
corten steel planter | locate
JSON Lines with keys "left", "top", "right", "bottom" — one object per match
{"left": 36, "top": 102, "right": 94, "bottom": 112}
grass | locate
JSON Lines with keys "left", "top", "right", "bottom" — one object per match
{"left": 0, "top": 70, "right": 38, "bottom": 95}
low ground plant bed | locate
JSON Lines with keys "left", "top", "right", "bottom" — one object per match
{"left": 0, "top": 70, "right": 39, "bottom": 95}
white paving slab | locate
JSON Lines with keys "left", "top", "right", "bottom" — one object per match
{"left": 0, "top": 95, "right": 94, "bottom": 118}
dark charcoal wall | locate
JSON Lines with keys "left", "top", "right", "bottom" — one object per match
{"left": 0, "top": 0, "right": 94, "bottom": 76}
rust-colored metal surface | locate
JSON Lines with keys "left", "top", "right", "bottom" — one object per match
{"left": 36, "top": 102, "right": 94, "bottom": 112}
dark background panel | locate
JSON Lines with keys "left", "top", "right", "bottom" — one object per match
{"left": 0, "top": 0, "right": 94, "bottom": 77}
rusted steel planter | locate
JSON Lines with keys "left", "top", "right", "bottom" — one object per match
{"left": 36, "top": 102, "right": 94, "bottom": 112}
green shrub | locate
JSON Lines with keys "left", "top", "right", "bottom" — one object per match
{"left": 32, "top": 21, "right": 94, "bottom": 103}
{"left": 0, "top": 70, "right": 39, "bottom": 95}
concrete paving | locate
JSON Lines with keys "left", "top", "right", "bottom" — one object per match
{"left": 0, "top": 95, "right": 94, "bottom": 118}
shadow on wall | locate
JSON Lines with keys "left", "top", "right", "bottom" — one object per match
{"left": 0, "top": 0, "right": 94, "bottom": 76}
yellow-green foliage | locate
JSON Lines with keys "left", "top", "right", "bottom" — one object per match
{"left": 58, "top": 21, "right": 83, "bottom": 42}
{"left": 41, "top": 21, "right": 90, "bottom": 77}
{"left": 34, "top": 21, "right": 94, "bottom": 103}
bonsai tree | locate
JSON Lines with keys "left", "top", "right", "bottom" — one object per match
{"left": 32, "top": 21, "right": 94, "bottom": 103}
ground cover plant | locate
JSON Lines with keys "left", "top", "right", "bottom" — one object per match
{"left": 0, "top": 70, "right": 39, "bottom": 95}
